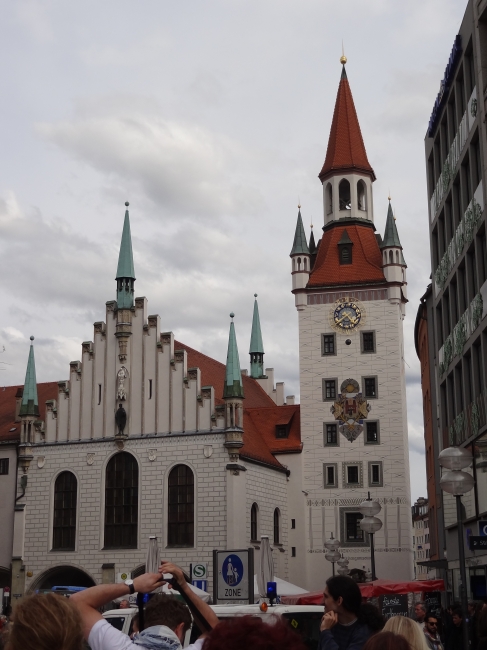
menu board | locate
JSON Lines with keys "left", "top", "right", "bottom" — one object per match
{"left": 380, "top": 594, "right": 409, "bottom": 620}
{"left": 424, "top": 592, "right": 442, "bottom": 618}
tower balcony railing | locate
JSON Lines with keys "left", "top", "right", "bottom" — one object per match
{"left": 429, "top": 86, "right": 478, "bottom": 222}
{"left": 433, "top": 180, "right": 484, "bottom": 294}
{"left": 438, "top": 289, "right": 485, "bottom": 377}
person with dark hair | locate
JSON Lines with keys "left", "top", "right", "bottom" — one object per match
{"left": 469, "top": 601, "right": 480, "bottom": 650}
{"left": 71, "top": 561, "right": 218, "bottom": 650}
{"left": 318, "top": 575, "right": 374, "bottom": 650}
{"left": 359, "top": 604, "right": 385, "bottom": 633}
{"left": 201, "top": 615, "right": 307, "bottom": 650}
{"left": 362, "top": 631, "right": 411, "bottom": 650}
{"left": 445, "top": 608, "right": 464, "bottom": 650}
{"left": 424, "top": 613, "right": 444, "bottom": 650}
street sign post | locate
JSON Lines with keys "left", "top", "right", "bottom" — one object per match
{"left": 213, "top": 548, "right": 254, "bottom": 604}
{"left": 190, "top": 563, "right": 208, "bottom": 592}
{"left": 469, "top": 536, "right": 487, "bottom": 551}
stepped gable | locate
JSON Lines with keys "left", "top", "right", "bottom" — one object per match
{"left": 319, "top": 67, "right": 376, "bottom": 182}
{"left": 308, "top": 223, "right": 385, "bottom": 287}
{"left": 175, "top": 340, "right": 275, "bottom": 407}
{"left": 0, "top": 382, "right": 57, "bottom": 442}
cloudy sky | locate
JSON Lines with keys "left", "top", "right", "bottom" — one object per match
{"left": 0, "top": 0, "right": 467, "bottom": 500}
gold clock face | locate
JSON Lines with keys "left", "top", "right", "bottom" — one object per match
{"left": 332, "top": 301, "right": 362, "bottom": 330}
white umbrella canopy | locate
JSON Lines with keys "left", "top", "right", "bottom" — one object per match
{"left": 257, "top": 535, "right": 274, "bottom": 597}
{"left": 252, "top": 575, "right": 308, "bottom": 602}
{"left": 117, "top": 581, "right": 211, "bottom": 606}
{"left": 146, "top": 536, "right": 160, "bottom": 574}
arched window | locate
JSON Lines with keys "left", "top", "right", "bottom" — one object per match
{"left": 339, "top": 179, "right": 351, "bottom": 211}
{"left": 273, "top": 508, "right": 281, "bottom": 545}
{"left": 326, "top": 183, "right": 333, "bottom": 214}
{"left": 357, "top": 180, "right": 367, "bottom": 210}
{"left": 304, "top": 258, "right": 308, "bottom": 271}
{"left": 53, "top": 471, "right": 77, "bottom": 550}
{"left": 389, "top": 250, "right": 393, "bottom": 264}
{"left": 292, "top": 258, "right": 296, "bottom": 272}
{"left": 104, "top": 452, "right": 138, "bottom": 549}
{"left": 168, "top": 464, "right": 194, "bottom": 547}
{"left": 396, "top": 251, "right": 399, "bottom": 263}
{"left": 251, "top": 503, "right": 259, "bottom": 541}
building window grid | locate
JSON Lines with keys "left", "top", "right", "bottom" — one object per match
{"left": 168, "top": 464, "right": 194, "bottom": 547}
{"left": 363, "top": 376, "right": 378, "bottom": 398}
{"left": 343, "top": 462, "right": 363, "bottom": 488}
{"left": 361, "top": 331, "right": 376, "bottom": 353}
{"left": 324, "top": 463, "right": 338, "bottom": 488}
{"left": 324, "top": 423, "right": 338, "bottom": 446}
{"left": 250, "top": 503, "right": 258, "bottom": 541}
{"left": 322, "top": 334, "right": 336, "bottom": 356}
{"left": 273, "top": 508, "right": 280, "bottom": 544}
{"left": 53, "top": 471, "right": 77, "bottom": 551}
{"left": 0, "top": 458, "right": 9, "bottom": 475}
{"left": 104, "top": 452, "right": 139, "bottom": 549}
{"left": 368, "top": 461, "right": 383, "bottom": 487}
{"left": 346, "top": 513, "right": 364, "bottom": 543}
{"left": 323, "top": 379, "right": 337, "bottom": 401}
{"left": 365, "top": 421, "right": 379, "bottom": 444}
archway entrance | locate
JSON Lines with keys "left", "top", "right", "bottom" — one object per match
{"left": 29, "top": 565, "right": 96, "bottom": 593}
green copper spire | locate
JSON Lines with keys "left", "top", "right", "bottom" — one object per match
{"left": 116, "top": 202, "right": 136, "bottom": 308}
{"left": 223, "top": 313, "right": 244, "bottom": 399}
{"left": 290, "top": 208, "right": 309, "bottom": 256}
{"left": 249, "top": 294, "right": 264, "bottom": 379}
{"left": 381, "top": 200, "right": 406, "bottom": 264}
{"left": 382, "top": 201, "right": 402, "bottom": 248}
{"left": 19, "top": 336, "right": 39, "bottom": 417}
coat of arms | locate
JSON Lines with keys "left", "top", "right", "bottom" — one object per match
{"left": 331, "top": 378, "right": 371, "bottom": 442}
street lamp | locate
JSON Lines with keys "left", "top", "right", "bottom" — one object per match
{"left": 439, "top": 446, "right": 475, "bottom": 650}
{"left": 359, "top": 492, "right": 382, "bottom": 581}
{"left": 324, "top": 533, "right": 341, "bottom": 576}
{"left": 337, "top": 553, "right": 350, "bottom": 576}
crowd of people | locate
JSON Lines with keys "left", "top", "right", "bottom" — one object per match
{"left": 0, "top": 567, "right": 487, "bottom": 650}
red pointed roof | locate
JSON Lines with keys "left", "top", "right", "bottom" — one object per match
{"left": 308, "top": 223, "right": 385, "bottom": 287}
{"left": 319, "top": 67, "right": 376, "bottom": 183}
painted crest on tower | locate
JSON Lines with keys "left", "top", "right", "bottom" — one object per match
{"left": 331, "top": 378, "right": 370, "bottom": 442}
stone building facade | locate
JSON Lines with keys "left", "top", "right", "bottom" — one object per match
{"left": 290, "top": 59, "right": 413, "bottom": 590}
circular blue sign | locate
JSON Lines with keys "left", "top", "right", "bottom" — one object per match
{"left": 223, "top": 555, "right": 243, "bottom": 586}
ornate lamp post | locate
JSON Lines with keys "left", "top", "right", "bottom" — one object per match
{"left": 359, "top": 493, "right": 382, "bottom": 581}
{"left": 324, "top": 533, "right": 341, "bottom": 576}
{"left": 337, "top": 553, "right": 350, "bottom": 576}
{"left": 439, "top": 446, "right": 475, "bottom": 650}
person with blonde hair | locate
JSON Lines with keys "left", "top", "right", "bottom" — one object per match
{"left": 383, "top": 615, "right": 429, "bottom": 650}
{"left": 8, "top": 592, "right": 84, "bottom": 650}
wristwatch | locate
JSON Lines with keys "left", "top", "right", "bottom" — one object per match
{"left": 124, "top": 579, "right": 135, "bottom": 595}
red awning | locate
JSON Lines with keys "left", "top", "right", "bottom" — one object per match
{"left": 280, "top": 579, "right": 445, "bottom": 605}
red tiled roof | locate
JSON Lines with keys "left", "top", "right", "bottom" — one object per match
{"left": 308, "top": 223, "right": 386, "bottom": 287}
{"left": 319, "top": 69, "right": 376, "bottom": 182}
{"left": 245, "top": 405, "right": 302, "bottom": 456}
{"left": 0, "top": 382, "right": 57, "bottom": 443}
{"left": 175, "top": 340, "right": 275, "bottom": 408}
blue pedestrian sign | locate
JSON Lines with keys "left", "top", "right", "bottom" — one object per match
{"left": 479, "top": 521, "right": 487, "bottom": 537}
{"left": 213, "top": 548, "right": 254, "bottom": 603}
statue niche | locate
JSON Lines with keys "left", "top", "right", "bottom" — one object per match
{"left": 117, "top": 366, "right": 129, "bottom": 400}
{"left": 115, "top": 403, "right": 127, "bottom": 436}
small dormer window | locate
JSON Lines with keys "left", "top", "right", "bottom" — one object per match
{"left": 338, "top": 229, "right": 353, "bottom": 265}
{"left": 275, "top": 425, "right": 289, "bottom": 439}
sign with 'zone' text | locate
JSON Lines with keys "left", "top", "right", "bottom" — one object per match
{"left": 213, "top": 548, "right": 254, "bottom": 603}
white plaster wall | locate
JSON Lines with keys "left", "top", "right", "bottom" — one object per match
{"left": 23, "top": 434, "right": 228, "bottom": 595}
{"left": 298, "top": 297, "right": 413, "bottom": 590}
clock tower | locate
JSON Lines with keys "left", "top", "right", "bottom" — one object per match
{"left": 291, "top": 58, "right": 413, "bottom": 588}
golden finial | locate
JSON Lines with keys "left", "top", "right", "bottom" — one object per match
{"left": 298, "top": 203, "right": 301, "bottom": 210}
{"left": 310, "top": 218, "right": 313, "bottom": 230}
{"left": 340, "top": 41, "right": 347, "bottom": 65}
